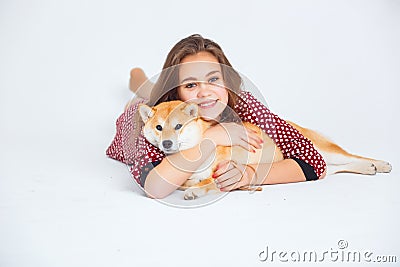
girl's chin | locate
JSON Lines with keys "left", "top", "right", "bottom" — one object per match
{"left": 199, "top": 109, "right": 223, "bottom": 121}
{"left": 198, "top": 102, "right": 227, "bottom": 121}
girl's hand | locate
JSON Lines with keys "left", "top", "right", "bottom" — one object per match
{"left": 203, "top": 122, "right": 263, "bottom": 152}
{"left": 212, "top": 160, "right": 255, "bottom": 191}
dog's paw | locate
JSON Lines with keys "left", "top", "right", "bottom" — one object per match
{"left": 183, "top": 188, "right": 204, "bottom": 200}
{"left": 374, "top": 161, "right": 392, "bottom": 173}
{"left": 364, "top": 163, "right": 377, "bottom": 175}
{"left": 184, "top": 189, "right": 198, "bottom": 200}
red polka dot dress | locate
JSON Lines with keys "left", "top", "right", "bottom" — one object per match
{"left": 106, "top": 91, "right": 326, "bottom": 186}
{"left": 106, "top": 98, "right": 165, "bottom": 185}
{"left": 234, "top": 91, "right": 326, "bottom": 178}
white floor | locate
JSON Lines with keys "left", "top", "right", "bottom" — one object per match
{"left": 1, "top": 1, "right": 399, "bottom": 266}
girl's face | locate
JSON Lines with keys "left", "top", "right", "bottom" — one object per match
{"left": 178, "top": 52, "right": 229, "bottom": 121}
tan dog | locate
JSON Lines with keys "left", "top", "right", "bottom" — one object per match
{"left": 138, "top": 100, "right": 392, "bottom": 200}
{"left": 139, "top": 100, "right": 283, "bottom": 199}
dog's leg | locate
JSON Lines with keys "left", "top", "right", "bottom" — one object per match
{"left": 323, "top": 151, "right": 392, "bottom": 175}
{"left": 287, "top": 121, "right": 392, "bottom": 176}
{"left": 319, "top": 146, "right": 392, "bottom": 175}
{"left": 178, "top": 179, "right": 200, "bottom": 191}
{"left": 183, "top": 178, "right": 219, "bottom": 200}
{"left": 326, "top": 160, "right": 377, "bottom": 175}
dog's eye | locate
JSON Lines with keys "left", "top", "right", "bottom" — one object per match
{"left": 175, "top": 124, "right": 182, "bottom": 130}
{"left": 156, "top": 125, "right": 162, "bottom": 131}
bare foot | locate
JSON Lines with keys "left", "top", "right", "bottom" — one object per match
{"left": 129, "top": 68, "right": 148, "bottom": 93}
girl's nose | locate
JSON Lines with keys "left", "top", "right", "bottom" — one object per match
{"left": 197, "top": 82, "right": 212, "bottom": 97}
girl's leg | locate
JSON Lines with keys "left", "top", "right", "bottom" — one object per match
{"left": 129, "top": 68, "right": 154, "bottom": 99}
{"left": 125, "top": 68, "right": 154, "bottom": 110}
{"left": 129, "top": 68, "right": 148, "bottom": 94}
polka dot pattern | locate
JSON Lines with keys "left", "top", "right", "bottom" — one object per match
{"left": 106, "top": 91, "right": 326, "bottom": 186}
{"left": 234, "top": 91, "right": 326, "bottom": 177}
{"left": 106, "top": 99, "right": 165, "bottom": 185}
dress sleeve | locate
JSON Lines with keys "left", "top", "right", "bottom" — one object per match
{"left": 106, "top": 98, "right": 165, "bottom": 186}
{"left": 234, "top": 91, "right": 326, "bottom": 178}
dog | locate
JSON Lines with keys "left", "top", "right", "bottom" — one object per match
{"left": 139, "top": 100, "right": 392, "bottom": 200}
{"left": 139, "top": 100, "right": 283, "bottom": 199}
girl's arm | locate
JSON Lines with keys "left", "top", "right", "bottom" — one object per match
{"left": 144, "top": 139, "right": 216, "bottom": 199}
{"left": 248, "top": 160, "right": 307, "bottom": 185}
{"left": 213, "top": 160, "right": 327, "bottom": 191}
{"left": 246, "top": 160, "right": 327, "bottom": 186}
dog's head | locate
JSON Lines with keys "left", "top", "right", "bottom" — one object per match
{"left": 139, "top": 100, "right": 202, "bottom": 154}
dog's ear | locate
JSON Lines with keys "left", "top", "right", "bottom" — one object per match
{"left": 183, "top": 103, "right": 198, "bottom": 117}
{"left": 138, "top": 104, "right": 154, "bottom": 123}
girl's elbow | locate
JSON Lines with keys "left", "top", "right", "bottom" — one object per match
{"left": 144, "top": 183, "right": 164, "bottom": 199}
{"left": 318, "top": 169, "right": 327, "bottom": 180}
{"left": 316, "top": 158, "right": 327, "bottom": 180}
{"left": 143, "top": 179, "right": 171, "bottom": 199}
{"left": 145, "top": 190, "right": 168, "bottom": 199}
{"left": 143, "top": 167, "right": 182, "bottom": 199}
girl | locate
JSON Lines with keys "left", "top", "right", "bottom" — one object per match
{"left": 107, "top": 34, "right": 326, "bottom": 199}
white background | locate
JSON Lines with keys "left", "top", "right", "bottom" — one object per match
{"left": 1, "top": 0, "right": 399, "bottom": 266}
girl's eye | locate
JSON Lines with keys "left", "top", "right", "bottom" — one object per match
{"left": 185, "top": 82, "right": 197, "bottom": 89}
{"left": 209, "top": 77, "right": 219, "bottom": 83}
{"left": 156, "top": 125, "right": 162, "bottom": 131}
{"left": 175, "top": 124, "right": 182, "bottom": 130}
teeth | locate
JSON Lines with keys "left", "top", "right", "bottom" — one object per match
{"left": 199, "top": 100, "right": 216, "bottom": 107}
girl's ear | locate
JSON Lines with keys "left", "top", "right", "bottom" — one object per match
{"left": 139, "top": 104, "right": 154, "bottom": 123}
{"left": 183, "top": 103, "right": 199, "bottom": 117}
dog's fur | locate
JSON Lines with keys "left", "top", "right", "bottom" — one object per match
{"left": 139, "top": 100, "right": 392, "bottom": 200}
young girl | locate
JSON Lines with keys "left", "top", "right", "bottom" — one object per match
{"left": 107, "top": 34, "right": 326, "bottom": 199}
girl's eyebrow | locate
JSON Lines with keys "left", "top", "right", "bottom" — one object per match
{"left": 206, "top": 70, "right": 221, "bottom": 77}
{"left": 180, "top": 70, "right": 221, "bottom": 84}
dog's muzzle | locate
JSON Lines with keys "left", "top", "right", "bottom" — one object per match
{"left": 162, "top": 140, "right": 173, "bottom": 149}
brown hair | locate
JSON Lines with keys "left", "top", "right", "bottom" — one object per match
{"left": 149, "top": 34, "right": 243, "bottom": 118}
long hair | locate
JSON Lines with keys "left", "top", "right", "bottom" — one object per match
{"left": 149, "top": 34, "right": 243, "bottom": 122}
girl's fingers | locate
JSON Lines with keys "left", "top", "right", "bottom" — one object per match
{"left": 214, "top": 162, "right": 246, "bottom": 190}
{"left": 215, "top": 160, "right": 229, "bottom": 172}
{"left": 240, "top": 129, "right": 262, "bottom": 149}
{"left": 245, "top": 136, "right": 262, "bottom": 150}
{"left": 246, "top": 130, "right": 263, "bottom": 147}
{"left": 215, "top": 170, "right": 240, "bottom": 189}
{"left": 239, "top": 139, "right": 255, "bottom": 152}
{"left": 221, "top": 124, "right": 262, "bottom": 150}
{"left": 215, "top": 171, "right": 235, "bottom": 185}
{"left": 249, "top": 134, "right": 263, "bottom": 147}
{"left": 219, "top": 173, "right": 242, "bottom": 190}
{"left": 214, "top": 161, "right": 236, "bottom": 182}
{"left": 239, "top": 136, "right": 261, "bottom": 152}
{"left": 213, "top": 160, "right": 233, "bottom": 177}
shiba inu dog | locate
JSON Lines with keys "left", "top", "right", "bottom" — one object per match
{"left": 139, "top": 100, "right": 392, "bottom": 200}
{"left": 139, "top": 100, "right": 282, "bottom": 199}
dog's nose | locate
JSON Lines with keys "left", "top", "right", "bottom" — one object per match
{"left": 162, "top": 140, "right": 173, "bottom": 149}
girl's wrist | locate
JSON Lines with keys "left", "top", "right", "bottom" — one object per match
{"left": 241, "top": 165, "right": 256, "bottom": 187}
{"left": 238, "top": 165, "right": 254, "bottom": 187}
{"left": 204, "top": 127, "right": 222, "bottom": 147}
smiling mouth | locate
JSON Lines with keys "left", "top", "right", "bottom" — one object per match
{"left": 198, "top": 99, "right": 218, "bottom": 108}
